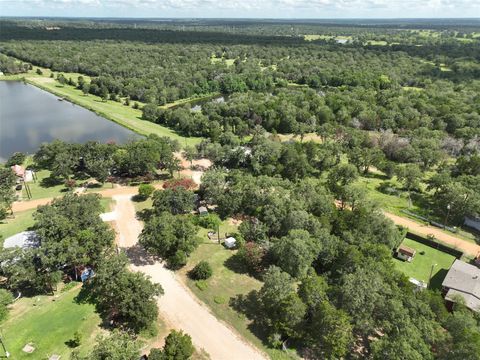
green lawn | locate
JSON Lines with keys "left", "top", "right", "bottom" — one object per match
{"left": 0, "top": 209, "right": 35, "bottom": 243}
{"left": 0, "top": 285, "right": 102, "bottom": 359}
{"left": 177, "top": 219, "right": 299, "bottom": 360}
{"left": 393, "top": 238, "right": 456, "bottom": 290}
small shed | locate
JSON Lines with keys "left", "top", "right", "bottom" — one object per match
{"left": 198, "top": 206, "right": 208, "bottom": 216}
{"left": 397, "top": 244, "right": 416, "bottom": 262}
{"left": 224, "top": 237, "right": 237, "bottom": 249}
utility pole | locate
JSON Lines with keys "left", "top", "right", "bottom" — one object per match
{"left": 428, "top": 263, "right": 437, "bottom": 289}
{"left": 0, "top": 335, "right": 10, "bottom": 358}
{"left": 444, "top": 204, "right": 451, "bottom": 229}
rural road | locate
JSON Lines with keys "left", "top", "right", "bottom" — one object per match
{"left": 384, "top": 212, "right": 480, "bottom": 257}
{"left": 112, "top": 194, "right": 266, "bottom": 360}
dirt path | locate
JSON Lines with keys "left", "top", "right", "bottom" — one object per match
{"left": 112, "top": 195, "right": 266, "bottom": 360}
{"left": 11, "top": 183, "right": 164, "bottom": 213}
{"left": 384, "top": 212, "right": 480, "bottom": 257}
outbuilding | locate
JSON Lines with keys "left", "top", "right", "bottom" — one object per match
{"left": 198, "top": 206, "right": 208, "bottom": 216}
{"left": 224, "top": 237, "right": 237, "bottom": 249}
{"left": 397, "top": 244, "right": 416, "bottom": 262}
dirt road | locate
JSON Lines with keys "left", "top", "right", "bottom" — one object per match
{"left": 384, "top": 212, "right": 480, "bottom": 257}
{"left": 112, "top": 195, "right": 266, "bottom": 360}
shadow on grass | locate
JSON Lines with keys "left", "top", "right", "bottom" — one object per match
{"left": 223, "top": 253, "right": 250, "bottom": 275}
{"left": 229, "top": 291, "right": 273, "bottom": 348}
{"left": 430, "top": 268, "right": 449, "bottom": 290}
{"left": 132, "top": 194, "right": 147, "bottom": 202}
{"left": 40, "top": 175, "right": 63, "bottom": 187}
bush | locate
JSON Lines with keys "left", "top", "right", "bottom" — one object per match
{"left": 168, "top": 250, "right": 188, "bottom": 269}
{"left": 189, "top": 261, "right": 212, "bottom": 280}
{"left": 194, "top": 213, "right": 221, "bottom": 230}
{"left": 138, "top": 183, "right": 155, "bottom": 199}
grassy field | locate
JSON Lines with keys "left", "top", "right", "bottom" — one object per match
{"left": 0, "top": 209, "right": 36, "bottom": 242}
{"left": 177, "top": 219, "right": 299, "bottom": 360}
{"left": 1, "top": 64, "right": 202, "bottom": 147}
{"left": 0, "top": 285, "right": 102, "bottom": 359}
{"left": 393, "top": 237, "right": 456, "bottom": 290}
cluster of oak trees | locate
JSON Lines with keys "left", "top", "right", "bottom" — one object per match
{"left": 197, "top": 169, "right": 480, "bottom": 359}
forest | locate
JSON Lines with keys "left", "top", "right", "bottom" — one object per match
{"left": 1, "top": 18, "right": 480, "bottom": 360}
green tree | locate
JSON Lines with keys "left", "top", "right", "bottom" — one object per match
{"left": 255, "top": 266, "right": 306, "bottom": 341}
{"left": 162, "top": 330, "right": 195, "bottom": 360}
{"left": 189, "top": 261, "right": 212, "bottom": 280}
{"left": 152, "top": 187, "right": 195, "bottom": 215}
{"left": 0, "top": 289, "right": 13, "bottom": 322}
{"left": 271, "top": 230, "right": 321, "bottom": 278}
{"left": 140, "top": 212, "right": 200, "bottom": 269}
{"left": 87, "top": 253, "right": 163, "bottom": 332}
{"left": 138, "top": 183, "right": 155, "bottom": 200}
{"left": 88, "top": 330, "right": 140, "bottom": 360}
{"left": 0, "top": 167, "right": 17, "bottom": 217}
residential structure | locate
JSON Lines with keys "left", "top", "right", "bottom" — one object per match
{"left": 442, "top": 259, "right": 480, "bottom": 312}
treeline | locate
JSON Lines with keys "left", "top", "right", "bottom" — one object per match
{"left": 33, "top": 135, "right": 180, "bottom": 182}
{"left": 196, "top": 169, "right": 480, "bottom": 359}
{"left": 192, "top": 128, "right": 480, "bottom": 225}
{"left": 143, "top": 84, "right": 480, "bottom": 139}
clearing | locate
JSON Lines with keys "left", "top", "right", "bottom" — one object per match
{"left": 393, "top": 237, "right": 456, "bottom": 290}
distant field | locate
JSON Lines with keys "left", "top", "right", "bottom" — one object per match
{"left": 0, "top": 285, "right": 102, "bottom": 359}
{"left": 393, "top": 237, "right": 456, "bottom": 290}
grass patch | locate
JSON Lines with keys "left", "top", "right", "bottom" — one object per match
{"left": 365, "top": 40, "right": 388, "bottom": 46}
{"left": 0, "top": 209, "right": 35, "bottom": 242}
{"left": 0, "top": 285, "right": 102, "bottom": 359}
{"left": 402, "top": 86, "right": 424, "bottom": 91}
{"left": 393, "top": 238, "right": 456, "bottom": 290}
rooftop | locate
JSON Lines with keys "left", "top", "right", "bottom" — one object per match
{"left": 442, "top": 259, "right": 480, "bottom": 312}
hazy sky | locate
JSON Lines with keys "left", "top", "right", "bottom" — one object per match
{"left": 1, "top": 0, "right": 478, "bottom": 18}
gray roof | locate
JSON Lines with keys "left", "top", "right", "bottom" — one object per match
{"left": 442, "top": 259, "right": 480, "bottom": 312}
{"left": 3, "top": 231, "right": 39, "bottom": 249}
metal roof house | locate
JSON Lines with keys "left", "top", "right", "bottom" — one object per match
{"left": 442, "top": 259, "right": 480, "bottom": 312}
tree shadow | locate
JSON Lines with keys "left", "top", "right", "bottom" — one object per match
{"left": 229, "top": 291, "right": 272, "bottom": 346}
{"left": 40, "top": 175, "right": 63, "bottom": 187}
{"left": 136, "top": 208, "right": 155, "bottom": 222}
{"left": 124, "top": 243, "right": 156, "bottom": 266}
{"left": 430, "top": 268, "right": 449, "bottom": 291}
{"left": 223, "top": 253, "right": 249, "bottom": 275}
{"left": 132, "top": 194, "right": 146, "bottom": 202}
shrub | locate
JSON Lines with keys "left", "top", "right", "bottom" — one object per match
{"left": 138, "top": 183, "right": 155, "bottom": 199}
{"left": 189, "top": 261, "right": 212, "bottom": 280}
{"left": 194, "top": 213, "right": 221, "bottom": 230}
{"left": 0, "top": 289, "right": 13, "bottom": 322}
{"left": 167, "top": 250, "right": 188, "bottom": 270}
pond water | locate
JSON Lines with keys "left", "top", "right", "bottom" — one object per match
{"left": 189, "top": 95, "right": 228, "bottom": 112}
{"left": 0, "top": 81, "right": 139, "bottom": 162}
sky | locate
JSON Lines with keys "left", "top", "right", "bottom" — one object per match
{"left": 0, "top": 0, "right": 478, "bottom": 19}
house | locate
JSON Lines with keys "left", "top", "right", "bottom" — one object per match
{"left": 198, "top": 206, "right": 208, "bottom": 216}
{"left": 396, "top": 244, "right": 416, "bottom": 262}
{"left": 442, "top": 259, "right": 480, "bottom": 312}
{"left": 224, "top": 237, "right": 237, "bottom": 249}
{"left": 464, "top": 216, "right": 480, "bottom": 232}
{"left": 3, "top": 231, "right": 39, "bottom": 249}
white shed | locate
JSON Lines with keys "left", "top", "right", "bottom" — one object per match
{"left": 224, "top": 237, "right": 237, "bottom": 249}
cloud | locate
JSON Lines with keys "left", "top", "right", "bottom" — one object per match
{"left": 1, "top": 0, "right": 478, "bottom": 17}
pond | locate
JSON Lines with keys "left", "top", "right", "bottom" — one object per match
{"left": 0, "top": 81, "right": 139, "bottom": 162}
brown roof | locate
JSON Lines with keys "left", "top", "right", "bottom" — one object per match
{"left": 398, "top": 244, "right": 416, "bottom": 257}
{"left": 11, "top": 164, "right": 25, "bottom": 177}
